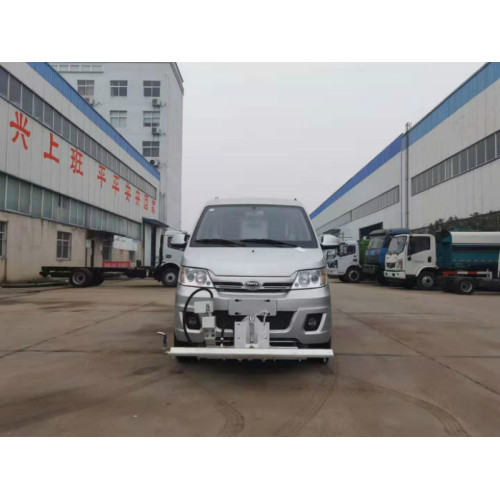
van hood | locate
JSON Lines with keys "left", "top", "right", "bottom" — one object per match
{"left": 182, "top": 246, "right": 324, "bottom": 277}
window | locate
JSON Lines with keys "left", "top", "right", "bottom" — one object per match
{"left": 103, "top": 239, "right": 112, "bottom": 260}
{"left": 33, "top": 94, "right": 44, "bottom": 121}
{"left": 57, "top": 232, "right": 72, "bottom": 260}
{"left": 408, "top": 236, "right": 431, "bottom": 255}
{"left": 31, "top": 186, "right": 42, "bottom": 217}
{"left": 143, "top": 141, "right": 160, "bottom": 157}
{"left": 8, "top": 75, "right": 21, "bottom": 105}
{"left": 6, "top": 177, "right": 20, "bottom": 211}
{"left": 468, "top": 145, "right": 477, "bottom": 170}
{"left": 486, "top": 135, "right": 495, "bottom": 162}
{"left": 110, "top": 110, "right": 127, "bottom": 128}
{"left": 77, "top": 80, "right": 94, "bottom": 97}
{"left": 0, "top": 221, "right": 6, "bottom": 258}
{"left": 143, "top": 110, "right": 160, "bottom": 127}
{"left": 0, "top": 66, "right": 8, "bottom": 98}
{"left": 43, "top": 103, "right": 54, "bottom": 129}
{"left": 19, "top": 181, "right": 31, "bottom": 214}
{"left": 53, "top": 110, "right": 62, "bottom": 135}
{"left": 476, "top": 139, "right": 486, "bottom": 166}
{"left": 129, "top": 250, "right": 136, "bottom": 262}
{"left": 21, "top": 86, "right": 33, "bottom": 115}
{"left": 144, "top": 80, "right": 161, "bottom": 97}
{"left": 0, "top": 173, "right": 6, "bottom": 210}
{"left": 457, "top": 152, "right": 466, "bottom": 175}
{"left": 110, "top": 80, "right": 127, "bottom": 97}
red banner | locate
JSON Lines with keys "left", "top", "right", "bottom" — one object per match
{"left": 102, "top": 260, "right": 131, "bottom": 268}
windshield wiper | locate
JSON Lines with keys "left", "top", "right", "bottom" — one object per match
{"left": 239, "top": 238, "right": 298, "bottom": 247}
{"left": 195, "top": 238, "right": 246, "bottom": 247}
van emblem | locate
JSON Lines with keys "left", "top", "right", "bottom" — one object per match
{"left": 244, "top": 280, "right": 261, "bottom": 290}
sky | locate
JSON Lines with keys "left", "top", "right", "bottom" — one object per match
{"left": 178, "top": 62, "right": 481, "bottom": 232}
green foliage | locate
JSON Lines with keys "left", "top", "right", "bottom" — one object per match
{"left": 426, "top": 211, "right": 500, "bottom": 235}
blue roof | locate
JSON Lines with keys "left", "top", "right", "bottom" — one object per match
{"left": 311, "top": 62, "right": 500, "bottom": 220}
{"left": 310, "top": 134, "right": 403, "bottom": 219}
{"left": 28, "top": 62, "right": 160, "bottom": 181}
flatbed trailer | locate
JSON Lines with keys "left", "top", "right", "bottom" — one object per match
{"left": 40, "top": 265, "right": 162, "bottom": 287}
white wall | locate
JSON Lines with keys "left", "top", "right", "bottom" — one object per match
{"left": 53, "top": 63, "right": 184, "bottom": 229}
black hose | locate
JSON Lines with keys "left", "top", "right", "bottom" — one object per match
{"left": 182, "top": 287, "right": 213, "bottom": 344}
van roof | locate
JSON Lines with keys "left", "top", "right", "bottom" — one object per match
{"left": 204, "top": 198, "right": 304, "bottom": 208}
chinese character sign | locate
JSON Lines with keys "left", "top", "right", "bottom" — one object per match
{"left": 97, "top": 165, "right": 106, "bottom": 187}
{"left": 70, "top": 148, "right": 84, "bottom": 176}
{"left": 125, "top": 184, "right": 131, "bottom": 202}
{"left": 10, "top": 111, "right": 31, "bottom": 150}
{"left": 151, "top": 200, "right": 156, "bottom": 214}
{"left": 143, "top": 194, "right": 149, "bottom": 211}
{"left": 112, "top": 174, "right": 120, "bottom": 194}
{"left": 135, "top": 190, "right": 141, "bottom": 206}
{"left": 43, "top": 133, "right": 59, "bottom": 164}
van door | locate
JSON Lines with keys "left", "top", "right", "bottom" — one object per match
{"left": 407, "top": 236, "right": 432, "bottom": 277}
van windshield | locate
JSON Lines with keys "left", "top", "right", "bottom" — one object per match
{"left": 368, "top": 236, "right": 385, "bottom": 250}
{"left": 388, "top": 235, "right": 407, "bottom": 254}
{"left": 191, "top": 204, "right": 318, "bottom": 248}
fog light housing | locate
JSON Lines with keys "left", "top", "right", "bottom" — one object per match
{"left": 185, "top": 312, "right": 201, "bottom": 330}
{"left": 304, "top": 313, "right": 322, "bottom": 332}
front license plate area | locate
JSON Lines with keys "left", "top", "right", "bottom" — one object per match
{"left": 228, "top": 298, "right": 277, "bottom": 316}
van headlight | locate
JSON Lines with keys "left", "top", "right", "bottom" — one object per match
{"left": 293, "top": 268, "right": 328, "bottom": 289}
{"left": 179, "top": 267, "right": 212, "bottom": 287}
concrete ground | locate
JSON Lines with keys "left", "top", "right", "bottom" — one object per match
{"left": 0, "top": 279, "right": 499, "bottom": 436}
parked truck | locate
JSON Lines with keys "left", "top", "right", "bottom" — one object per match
{"left": 40, "top": 229, "right": 189, "bottom": 288}
{"left": 363, "top": 228, "right": 410, "bottom": 283}
{"left": 384, "top": 230, "right": 500, "bottom": 294}
{"left": 321, "top": 234, "right": 363, "bottom": 283}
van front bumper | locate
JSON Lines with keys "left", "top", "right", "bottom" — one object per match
{"left": 174, "top": 284, "right": 332, "bottom": 347}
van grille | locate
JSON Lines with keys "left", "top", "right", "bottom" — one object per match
{"left": 213, "top": 281, "right": 292, "bottom": 293}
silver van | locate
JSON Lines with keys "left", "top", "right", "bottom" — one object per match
{"left": 170, "top": 198, "right": 333, "bottom": 361}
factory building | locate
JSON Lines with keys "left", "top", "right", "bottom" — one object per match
{"left": 50, "top": 62, "right": 184, "bottom": 230}
{"left": 0, "top": 62, "right": 165, "bottom": 283}
{"left": 311, "top": 63, "right": 500, "bottom": 239}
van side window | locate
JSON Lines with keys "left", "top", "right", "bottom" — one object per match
{"left": 408, "top": 236, "right": 431, "bottom": 255}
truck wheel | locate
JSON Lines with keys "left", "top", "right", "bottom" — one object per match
{"left": 417, "top": 271, "right": 435, "bottom": 290}
{"left": 70, "top": 268, "right": 93, "bottom": 288}
{"left": 162, "top": 268, "right": 179, "bottom": 287}
{"left": 456, "top": 277, "right": 475, "bottom": 295}
{"left": 346, "top": 267, "right": 362, "bottom": 283}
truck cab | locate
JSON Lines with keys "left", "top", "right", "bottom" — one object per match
{"left": 384, "top": 234, "right": 437, "bottom": 289}
{"left": 154, "top": 229, "right": 190, "bottom": 287}
{"left": 324, "top": 238, "right": 362, "bottom": 283}
{"left": 364, "top": 228, "right": 410, "bottom": 283}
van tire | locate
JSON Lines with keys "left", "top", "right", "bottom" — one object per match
{"left": 346, "top": 267, "right": 362, "bottom": 283}
{"left": 162, "top": 268, "right": 179, "bottom": 287}
{"left": 70, "top": 268, "right": 93, "bottom": 288}
{"left": 417, "top": 270, "right": 436, "bottom": 290}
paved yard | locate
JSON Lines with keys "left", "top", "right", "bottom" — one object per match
{"left": 0, "top": 280, "right": 499, "bottom": 436}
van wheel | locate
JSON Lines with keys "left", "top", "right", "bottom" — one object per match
{"left": 346, "top": 267, "right": 362, "bottom": 283}
{"left": 456, "top": 277, "right": 475, "bottom": 295}
{"left": 417, "top": 271, "right": 435, "bottom": 290}
{"left": 173, "top": 336, "right": 196, "bottom": 363}
{"left": 70, "top": 268, "right": 93, "bottom": 288}
{"left": 162, "top": 268, "right": 179, "bottom": 287}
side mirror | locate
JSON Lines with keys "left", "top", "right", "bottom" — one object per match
{"left": 170, "top": 233, "right": 187, "bottom": 250}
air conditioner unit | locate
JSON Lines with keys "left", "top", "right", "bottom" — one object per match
{"left": 152, "top": 98, "right": 161, "bottom": 107}
{"left": 85, "top": 97, "right": 95, "bottom": 106}
{"left": 152, "top": 127, "right": 161, "bottom": 135}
